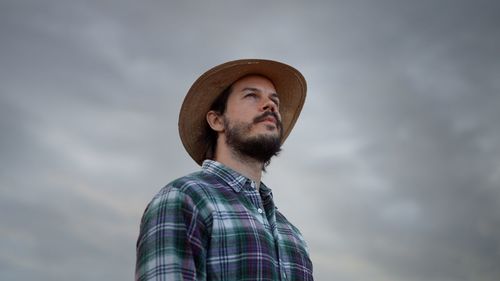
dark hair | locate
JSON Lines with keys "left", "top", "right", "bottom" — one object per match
{"left": 204, "top": 85, "right": 233, "bottom": 159}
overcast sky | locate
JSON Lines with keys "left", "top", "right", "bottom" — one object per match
{"left": 1, "top": 0, "right": 500, "bottom": 280}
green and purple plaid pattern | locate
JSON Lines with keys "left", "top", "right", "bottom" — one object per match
{"left": 136, "top": 160, "right": 313, "bottom": 280}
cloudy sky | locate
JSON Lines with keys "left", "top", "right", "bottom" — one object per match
{"left": 1, "top": 0, "right": 500, "bottom": 280}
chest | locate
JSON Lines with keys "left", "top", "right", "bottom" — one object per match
{"left": 204, "top": 191, "right": 313, "bottom": 280}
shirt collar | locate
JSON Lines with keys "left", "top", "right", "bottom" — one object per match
{"left": 202, "top": 160, "right": 248, "bottom": 192}
{"left": 202, "top": 160, "right": 273, "bottom": 195}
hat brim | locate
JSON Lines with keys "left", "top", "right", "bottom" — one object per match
{"left": 179, "top": 59, "right": 307, "bottom": 166}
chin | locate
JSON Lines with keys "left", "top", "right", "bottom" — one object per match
{"left": 259, "top": 133, "right": 282, "bottom": 144}
{"left": 254, "top": 128, "right": 279, "bottom": 136}
{"left": 256, "top": 125, "right": 278, "bottom": 133}
{"left": 249, "top": 123, "right": 282, "bottom": 139}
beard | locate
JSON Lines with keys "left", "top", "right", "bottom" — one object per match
{"left": 223, "top": 112, "right": 283, "bottom": 164}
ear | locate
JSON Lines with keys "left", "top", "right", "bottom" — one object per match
{"left": 206, "top": 110, "right": 224, "bottom": 132}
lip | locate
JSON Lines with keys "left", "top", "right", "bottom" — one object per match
{"left": 260, "top": 117, "right": 277, "bottom": 124}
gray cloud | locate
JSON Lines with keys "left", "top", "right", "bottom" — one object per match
{"left": 1, "top": 0, "right": 500, "bottom": 280}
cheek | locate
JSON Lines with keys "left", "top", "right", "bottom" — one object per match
{"left": 275, "top": 111, "right": 283, "bottom": 122}
{"left": 228, "top": 107, "right": 254, "bottom": 122}
{"left": 223, "top": 112, "right": 249, "bottom": 128}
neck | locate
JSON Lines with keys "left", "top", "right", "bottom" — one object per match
{"left": 214, "top": 137, "right": 264, "bottom": 189}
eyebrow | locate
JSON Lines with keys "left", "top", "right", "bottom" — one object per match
{"left": 241, "top": 87, "right": 260, "bottom": 92}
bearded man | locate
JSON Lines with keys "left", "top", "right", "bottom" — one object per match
{"left": 135, "top": 59, "right": 313, "bottom": 281}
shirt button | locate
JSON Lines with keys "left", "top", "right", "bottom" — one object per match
{"left": 250, "top": 181, "right": 255, "bottom": 188}
{"left": 257, "top": 208, "right": 263, "bottom": 214}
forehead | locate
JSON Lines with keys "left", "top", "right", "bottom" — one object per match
{"left": 230, "top": 75, "right": 277, "bottom": 93}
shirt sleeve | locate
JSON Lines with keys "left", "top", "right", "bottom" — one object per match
{"left": 135, "top": 187, "right": 208, "bottom": 281}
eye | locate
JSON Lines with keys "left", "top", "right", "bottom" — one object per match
{"left": 271, "top": 96, "right": 280, "bottom": 107}
{"left": 244, "top": 92, "right": 257, "bottom": 98}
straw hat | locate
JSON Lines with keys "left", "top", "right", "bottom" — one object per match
{"left": 179, "top": 59, "right": 307, "bottom": 165}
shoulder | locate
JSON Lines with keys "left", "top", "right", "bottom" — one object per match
{"left": 142, "top": 171, "right": 222, "bottom": 220}
{"left": 276, "top": 210, "right": 310, "bottom": 248}
{"left": 276, "top": 211, "right": 301, "bottom": 232}
{"left": 136, "top": 172, "right": 216, "bottom": 253}
{"left": 154, "top": 170, "right": 221, "bottom": 203}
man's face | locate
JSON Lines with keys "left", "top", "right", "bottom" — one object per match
{"left": 222, "top": 75, "right": 283, "bottom": 163}
{"left": 224, "top": 75, "right": 282, "bottom": 136}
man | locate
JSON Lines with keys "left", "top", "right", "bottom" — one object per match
{"left": 136, "top": 59, "right": 313, "bottom": 280}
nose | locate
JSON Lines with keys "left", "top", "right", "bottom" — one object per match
{"left": 262, "top": 97, "right": 278, "bottom": 113}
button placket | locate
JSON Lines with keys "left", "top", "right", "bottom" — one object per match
{"left": 249, "top": 181, "right": 266, "bottom": 217}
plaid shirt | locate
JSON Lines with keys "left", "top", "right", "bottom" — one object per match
{"left": 136, "top": 160, "right": 313, "bottom": 281}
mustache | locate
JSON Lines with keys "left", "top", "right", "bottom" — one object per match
{"left": 253, "top": 111, "right": 281, "bottom": 126}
